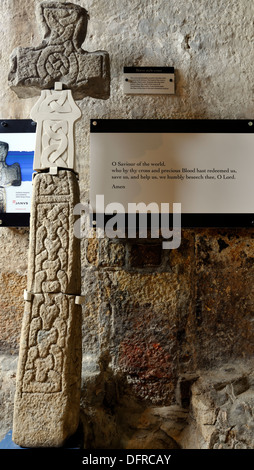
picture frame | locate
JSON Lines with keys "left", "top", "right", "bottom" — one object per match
{"left": 0, "top": 119, "right": 36, "bottom": 227}
{"left": 90, "top": 119, "right": 254, "bottom": 228}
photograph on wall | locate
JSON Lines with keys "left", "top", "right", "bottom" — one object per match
{"left": 0, "top": 120, "right": 36, "bottom": 225}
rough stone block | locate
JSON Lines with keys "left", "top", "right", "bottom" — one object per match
{"left": 0, "top": 273, "right": 26, "bottom": 353}
{"left": 0, "top": 355, "right": 18, "bottom": 442}
{"left": 99, "top": 239, "right": 126, "bottom": 268}
{"left": 27, "top": 170, "right": 81, "bottom": 295}
{"left": 8, "top": 1, "right": 110, "bottom": 100}
{"left": 12, "top": 293, "right": 82, "bottom": 447}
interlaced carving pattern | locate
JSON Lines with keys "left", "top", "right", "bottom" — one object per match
{"left": 21, "top": 172, "right": 77, "bottom": 393}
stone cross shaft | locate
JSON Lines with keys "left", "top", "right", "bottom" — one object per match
{"left": 13, "top": 168, "right": 82, "bottom": 447}
{"left": 10, "top": 1, "right": 110, "bottom": 448}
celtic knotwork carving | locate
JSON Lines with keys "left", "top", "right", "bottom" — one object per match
{"left": 34, "top": 203, "right": 69, "bottom": 294}
{"left": 19, "top": 171, "right": 81, "bottom": 396}
{"left": 14, "top": 170, "right": 81, "bottom": 432}
{"left": 42, "top": 89, "right": 73, "bottom": 113}
{"left": 42, "top": 121, "right": 68, "bottom": 167}
{"left": 27, "top": 171, "right": 81, "bottom": 295}
{"left": 38, "top": 171, "right": 70, "bottom": 195}
{"left": 8, "top": 1, "right": 110, "bottom": 100}
{"left": 45, "top": 52, "right": 70, "bottom": 78}
{"left": 35, "top": 206, "right": 66, "bottom": 291}
{"left": 21, "top": 293, "right": 79, "bottom": 393}
{"left": 40, "top": 3, "right": 87, "bottom": 48}
{"left": 30, "top": 88, "right": 81, "bottom": 171}
{"left": 38, "top": 45, "right": 79, "bottom": 86}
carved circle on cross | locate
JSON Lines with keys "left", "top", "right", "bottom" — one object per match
{"left": 45, "top": 52, "right": 69, "bottom": 78}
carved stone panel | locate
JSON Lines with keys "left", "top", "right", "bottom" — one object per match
{"left": 12, "top": 293, "right": 82, "bottom": 447}
{"left": 13, "top": 170, "right": 82, "bottom": 447}
{"left": 27, "top": 170, "right": 81, "bottom": 294}
{"left": 8, "top": 1, "right": 110, "bottom": 100}
{"left": 30, "top": 87, "right": 81, "bottom": 171}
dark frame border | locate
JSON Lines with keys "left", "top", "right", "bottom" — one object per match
{"left": 90, "top": 118, "right": 254, "bottom": 134}
{"left": 90, "top": 119, "right": 254, "bottom": 228}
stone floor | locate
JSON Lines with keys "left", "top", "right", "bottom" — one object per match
{"left": 1, "top": 353, "right": 254, "bottom": 449}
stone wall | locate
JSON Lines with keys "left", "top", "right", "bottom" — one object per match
{"left": 0, "top": 0, "right": 253, "bottom": 448}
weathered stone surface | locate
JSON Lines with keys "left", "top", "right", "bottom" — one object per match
{"left": 183, "top": 361, "right": 254, "bottom": 449}
{"left": 80, "top": 358, "right": 254, "bottom": 449}
{"left": 80, "top": 229, "right": 254, "bottom": 414}
{"left": 8, "top": 1, "right": 110, "bottom": 100}
{"left": 117, "top": 404, "right": 186, "bottom": 449}
{"left": 0, "top": 226, "right": 29, "bottom": 356}
{"left": 12, "top": 293, "right": 82, "bottom": 447}
{"left": 0, "top": 272, "right": 26, "bottom": 353}
{"left": 13, "top": 170, "right": 82, "bottom": 447}
{"left": 0, "top": 355, "right": 18, "bottom": 442}
{"left": 128, "top": 243, "right": 162, "bottom": 268}
{"left": 125, "top": 429, "right": 180, "bottom": 449}
{"left": 27, "top": 170, "right": 81, "bottom": 295}
{"left": 84, "top": 238, "right": 126, "bottom": 268}
{"left": 191, "top": 229, "right": 254, "bottom": 369}
{"left": 86, "top": 232, "right": 195, "bottom": 405}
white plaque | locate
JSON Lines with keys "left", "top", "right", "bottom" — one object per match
{"left": 123, "top": 67, "right": 175, "bottom": 95}
{"left": 90, "top": 119, "right": 254, "bottom": 227}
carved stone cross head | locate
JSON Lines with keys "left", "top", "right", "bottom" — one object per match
{"left": 8, "top": 1, "right": 110, "bottom": 100}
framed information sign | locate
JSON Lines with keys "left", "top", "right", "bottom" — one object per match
{"left": 90, "top": 119, "right": 254, "bottom": 227}
{"left": 123, "top": 67, "right": 175, "bottom": 95}
{"left": 0, "top": 119, "right": 36, "bottom": 227}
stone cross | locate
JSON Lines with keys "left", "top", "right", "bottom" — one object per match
{"left": 10, "top": 1, "right": 110, "bottom": 448}
{"left": 8, "top": 1, "right": 110, "bottom": 100}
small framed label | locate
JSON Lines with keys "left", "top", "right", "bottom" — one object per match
{"left": 123, "top": 66, "right": 175, "bottom": 95}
